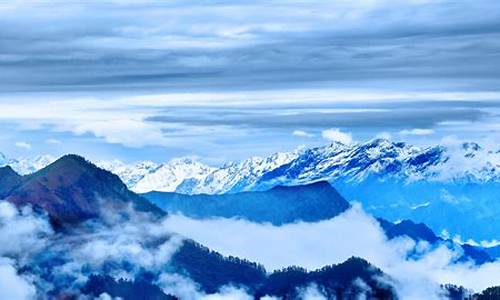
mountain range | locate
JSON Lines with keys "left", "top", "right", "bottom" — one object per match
{"left": 0, "top": 153, "right": 498, "bottom": 299}
{"left": 3, "top": 139, "right": 499, "bottom": 241}
{"left": 0, "top": 154, "right": 401, "bottom": 299}
{"left": 4, "top": 139, "right": 499, "bottom": 194}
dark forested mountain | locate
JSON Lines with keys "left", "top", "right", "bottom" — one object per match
{"left": 170, "top": 240, "right": 267, "bottom": 293}
{"left": 142, "top": 181, "right": 350, "bottom": 224}
{"left": 3, "top": 154, "right": 164, "bottom": 226}
{"left": 170, "top": 241, "right": 397, "bottom": 299}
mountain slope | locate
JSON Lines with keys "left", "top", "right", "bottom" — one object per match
{"left": 6, "top": 154, "right": 164, "bottom": 226}
{"left": 142, "top": 181, "right": 350, "bottom": 225}
{"left": 0, "top": 166, "right": 23, "bottom": 198}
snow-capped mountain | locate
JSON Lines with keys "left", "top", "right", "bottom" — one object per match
{"left": 183, "top": 151, "right": 299, "bottom": 194}
{"left": 169, "top": 139, "right": 500, "bottom": 194}
{"left": 0, "top": 153, "right": 56, "bottom": 175}
{"left": 2, "top": 139, "right": 499, "bottom": 194}
{"left": 130, "top": 157, "right": 215, "bottom": 193}
{"left": 96, "top": 160, "right": 161, "bottom": 188}
{"left": 95, "top": 157, "right": 216, "bottom": 193}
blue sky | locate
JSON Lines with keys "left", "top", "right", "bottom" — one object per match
{"left": 0, "top": 0, "right": 499, "bottom": 164}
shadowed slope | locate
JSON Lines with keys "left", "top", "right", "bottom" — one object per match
{"left": 0, "top": 165, "right": 23, "bottom": 198}
{"left": 143, "top": 181, "right": 350, "bottom": 225}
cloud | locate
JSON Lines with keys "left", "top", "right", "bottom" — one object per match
{"left": 0, "top": 1, "right": 500, "bottom": 92}
{"left": 14, "top": 141, "right": 31, "bottom": 149}
{"left": 0, "top": 258, "right": 36, "bottom": 300}
{"left": 321, "top": 128, "right": 353, "bottom": 144}
{"left": 297, "top": 284, "right": 327, "bottom": 300}
{"left": 1, "top": 198, "right": 499, "bottom": 299}
{"left": 0, "top": 90, "right": 496, "bottom": 163}
{"left": 293, "top": 130, "right": 314, "bottom": 138}
{"left": 160, "top": 206, "right": 500, "bottom": 298}
{"left": 157, "top": 273, "right": 253, "bottom": 300}
{"left": 399, "top": 128, "right": 435, "bottom": 136}
{"left": 45, "top": 138, "right": 61, "bottom": 145}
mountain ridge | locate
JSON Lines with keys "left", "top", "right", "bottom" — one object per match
{"left": 3, "top": 139, "right": 499, "bottom": 194}
{"left": 4, "top": 154, "right": 164, "bottom": 226}
{"left": 142, "top": 180, "right": 350, "bottom": 225}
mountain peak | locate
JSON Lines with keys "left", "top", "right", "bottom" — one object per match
{"left": 7, "top": 154, "right": 164, "bottom": 226}
{"left": 0, "top": 165, "right": 20, "bottom": 176}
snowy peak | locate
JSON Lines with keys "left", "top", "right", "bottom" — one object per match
{"left": 132, "top": 157, "right": 215, "bottom": 193}
{"left": 1, "top": 139, "right": 499, "bottom": 194}
{"left": 0, "top": 154, "right": 56, "bottom": 175}
{"left": 96, "top": 160, "right": 161, "bottom": 188}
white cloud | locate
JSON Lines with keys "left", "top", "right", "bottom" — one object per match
{"left": 399, "top": 128, "right": 434, "bottom": 136}
{"left": 293, "top": 130, "right": 315, "bottom": 138}
{"left": 45, "top": 138, "right": 61, "bottom": 145}
{"left": 321, "top": 128, "right": 353, "bottom": 144}
{"left": 297, "top": 284, "right": 327, "bottom": 300}
{"left": 161, "top": 206, "right": 500, "bottom": 298}
{"left": 157, "top": 273, "right": 253, "bottom": 300}
{"left": 14, "top": 141, "right": 31, "bottom": 149}
{"left": 0, "top": 259, "right": 36, "bottom": 300}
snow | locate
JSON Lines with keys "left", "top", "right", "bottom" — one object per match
{"left": 1, "top": 139, "right": 500, "bottom": 194}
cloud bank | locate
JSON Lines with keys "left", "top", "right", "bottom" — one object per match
{"left": 161, "top": 205, "right": 500, "bottom": 299}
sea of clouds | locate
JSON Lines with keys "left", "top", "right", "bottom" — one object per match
{"left": 0, "top": 201, "right": 499, "bottom": 300}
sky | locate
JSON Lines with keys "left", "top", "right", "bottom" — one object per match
{"left": 1, "top": 0, "right": 500, "bottom": 164}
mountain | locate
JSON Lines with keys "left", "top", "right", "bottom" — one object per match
{"left": 132, "top": 158, "right": 216, "bottom": 193}
{"left": 0, "top": 153, "right": 56, "bottom": 175}
{"left": 377, "top": 218, "right": 492, "bottom": 265}
{"left": 77, "top": 246, "right": 398, "bottom": 299}
{"left": 4, "top": 154, "right": 164, "bottom": 226}
{"left": 0, "top": 166, "right": 23, "bottom": 198}
{"left": 171, "top": 241, "right": 396, "bottom": 299}
{"left": 142, "top": 181, "right": 350, "bottom": 224}
{"left": 96, "top": 157, "right": 216, "bottom": 193}
{"left": 137, "top": 139, "right": 500, "bottom": 241}
{"left": 2, "top": 139, "right": 499, "bottom": 240}
{"left": 3, "top": 139, "right": 500, "bottom": 194}
{"left": 83, "top": 275, "right": 177, "bottom": 300}
{"left": 96, "top": 159, "right": 161, "bottom": 188}
{"left": 378, "top": 218, "right": 441, "bottom": 243}
{"left": 161, "top": 139, "right": 499, "bottom": 195}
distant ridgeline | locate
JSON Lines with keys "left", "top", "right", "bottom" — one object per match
{"left": 143, "top": 181, "right": 350, "bottom": 225}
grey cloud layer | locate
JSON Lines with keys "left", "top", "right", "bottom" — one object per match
{"left": 147, "top": 101, "right": 490, "bottom": 131}
{"left": 1, "top": 0, "right": 500, "bottom": 92}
